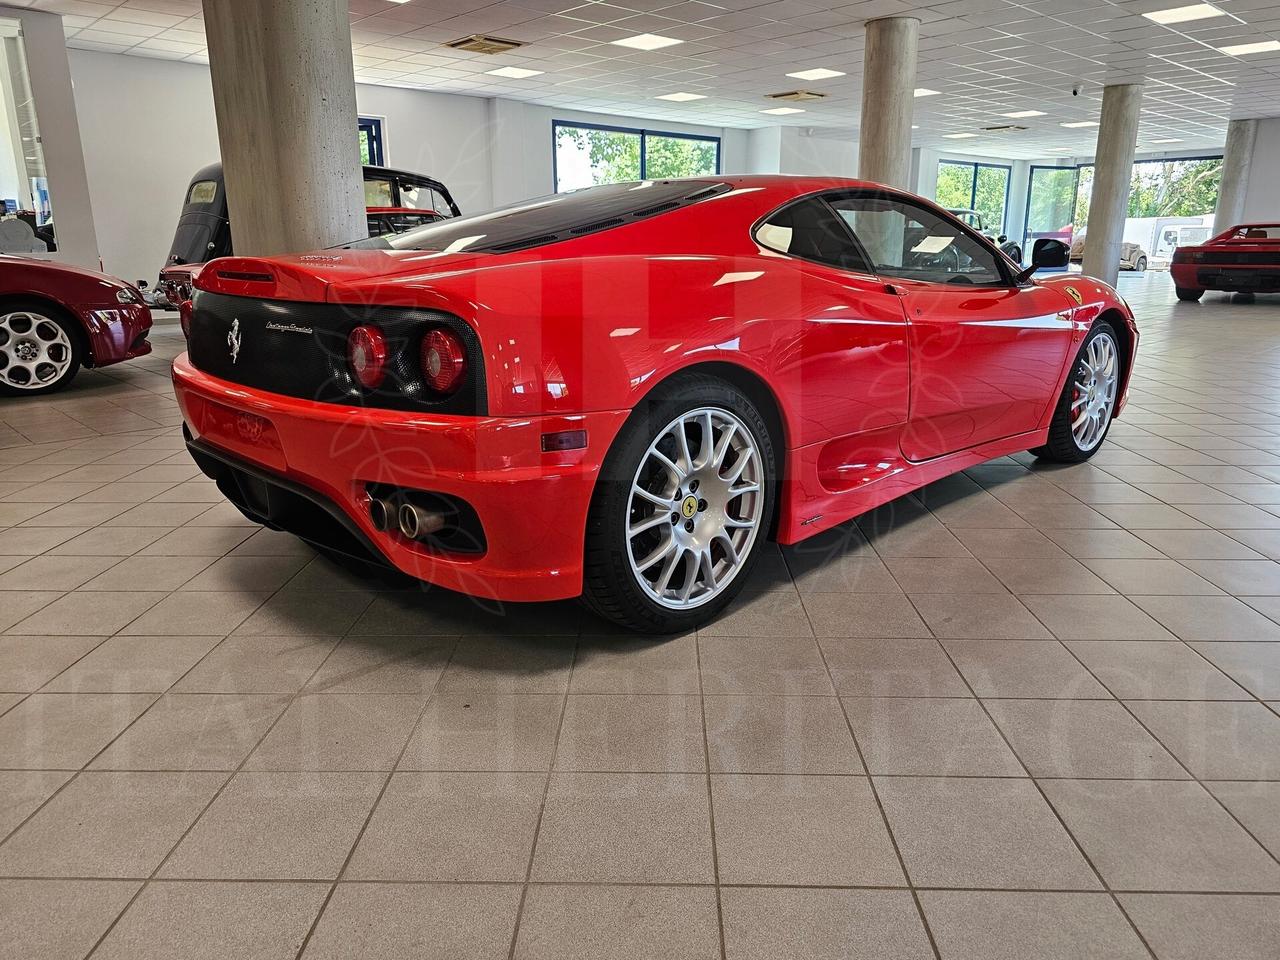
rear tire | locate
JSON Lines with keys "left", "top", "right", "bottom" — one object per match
{"left": 1031, "top": 321, "right": 1120, "bottom": 464}
{"left": 0, "top": 300, "right": 83, "bottom": 396}
{"left": 1135, "top": 257, "right": 1147, "bottom": 272}
{"left": 1176, "top": 286, "right": 1204, "bottom": 302}
{"left": 581, "top": 373, "right": 776, "bottom": 634}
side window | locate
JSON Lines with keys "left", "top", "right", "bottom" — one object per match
{"left": 754, "top": 197, "right": 871, "bottom": 273}
{"left": 830, "top": 194, "right": 1005, "bottom": 285}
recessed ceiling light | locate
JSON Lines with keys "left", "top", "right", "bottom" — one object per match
{"left": 911, "top": 124, "right": 919, "bottom": 129}
{"left": 486, "top": 66, "right": 543, "bottom": 79}
{"left": 1150, "top": 137, "right": 1184, "bottom": 143}
{"left": 1217, "top": 40, "right": 1280, "bottom": 55}
{"left": 787, "top": 67, "right": 845, "bottom": 81}
{"left": 942, "top": 132, "right": 978, "bottom": 139}
{"left": 612, "top": 33, "right": 683, "bottom": 51}
{"left": 1061, "top": 120, "right": 1099, "bottom": 128}
{"left": 655, "top": 92, "right": 706, "bottom": 101}
{"left": 1002, "top": 109, "right": 1046, "bottom": 118}
{"left": 1144, "top": 3, "right": 1225, "bottom": 24}
{"left": 761, "top": 106, "right": 805, "bottom": 115}
{"left": 914, "top": 88, "right": 940, "bottom": 97}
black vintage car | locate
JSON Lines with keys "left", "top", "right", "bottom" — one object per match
{"left": 153, "top": 162, "right": 461, "bottom": 307}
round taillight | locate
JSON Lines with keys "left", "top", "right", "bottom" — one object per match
{"left": 421, "top": 328, "right": 466, "bottom": 394}
{"left": 348, "top": 325, "right": 388, "bottom": 389}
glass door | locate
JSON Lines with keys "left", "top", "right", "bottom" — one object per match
{"left": 1024, "top": 166, "right": 1080, "bottom": 257}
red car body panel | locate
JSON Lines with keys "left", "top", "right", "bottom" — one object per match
{"left": 1170, "top": 223, "right": 1280, "bottom": 294}
{"left": 0, "top": 255, "right": 153, "bottom": 366}
{"left": 173, "top": 175, "right": 1137, "bottom": 601}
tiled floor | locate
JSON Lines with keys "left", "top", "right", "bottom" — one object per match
{"left": 2, "top": 274, "right": 1280, "bottom": 959}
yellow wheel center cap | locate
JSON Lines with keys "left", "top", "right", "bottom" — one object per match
{"left": 681, "top": 495, "right": 699, "bottom": 519}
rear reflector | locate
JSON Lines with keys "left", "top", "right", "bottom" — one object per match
{"left": 541, "top": 429, "right": 588, "bottom": 452}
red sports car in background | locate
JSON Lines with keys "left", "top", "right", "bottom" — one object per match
{"left": 1171, "top": 223, "right": 1280, "bottom": 302}
{"left": 1, "top": 255, "right": 152, "bottom": 395}
{"left": 172, "top": 175, "right": 1137, "bottom": 632}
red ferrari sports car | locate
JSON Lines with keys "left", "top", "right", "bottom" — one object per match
{"left": 1171, "top": 223, "right": 1280, "bottom": 302}
{"left": 172, "top": 175, "right": 1138, "bottom": 632}
{"left": 1, "top": 255, "right": 152, "bottom": 395}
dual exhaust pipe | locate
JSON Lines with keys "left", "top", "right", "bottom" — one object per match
{"left": 369, "top": 494, "right": 445, "bottom": 542}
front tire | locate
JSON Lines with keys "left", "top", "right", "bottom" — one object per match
{"left": 0, "top": 301, "right": 82, "bottom": 396}
{"left": 1176, "top": 286, "right": 1204, "bottom": 302}
{"left": 582, "top": 373, "right": 776, "bottom": 633}
{"left": 1031, "top": 321, "right": 1120, "bottom": 464}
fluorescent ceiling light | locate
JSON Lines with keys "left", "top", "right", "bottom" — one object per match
{"left": 612, "top": 33, "right": 683, "bottom": 51}
{"left": 1061, "top": 120, "right": 1099, "bottom": 128}
{"left": 943, "top": 132, "right": 978, "bottom": 139}
{"left": 787, "top": 67, "right": 845, "bottom": 81}
{"left": 914, "top": 87, "right": 940, "bottom": 97}
{"left": 1002, "top": 109, "right": 1046, "bottom": 118}
{"left": 486, "top": 66, "right": 543, "bottom": 79}
{"left": 655, "top": 92, "right": 706, "bottom": 101}
{"left": 1144, "top": 3, "right": 1225, "bottom": 24}
{"left": 1150, "top": 137, "right": 1184, "bottom": 143}
{"left": 1217, "top": 40, "right": 1280, "bottom": 55}
{"left": 761, "top": 106, "right": 805, "bottom": 115}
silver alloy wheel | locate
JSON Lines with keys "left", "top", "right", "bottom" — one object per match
{"left": 1070, "top": 330, "right": 1119, "bottom": 452}
{"left": 626, "top": 406, "right": 764, "bottom": 610}
{"left": 0, "top": 311, "right": 73, "bottom": 390}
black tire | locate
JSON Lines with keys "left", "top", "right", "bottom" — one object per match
{"left": 1232, "top": 292, "right": 1256, "bottom": 304}
{"left": 1031, "top": 321, "right": 1120, "bottom": 464}
{"left": 1176, "top": 286, "right": 1204, "bottom": 302}
{"left": 1135, "top": 257, "right": 1147, "bottom": 272}
{"left": 581, "top": 373, "right": 777, "bottom": 633}
{"left": 1009, "top": 246, "right": 1022, "bottom": 264}
{"left": 0, "top": 299, "right": 83, "bottom": 397}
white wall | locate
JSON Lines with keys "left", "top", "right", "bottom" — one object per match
{"left": 778, "top": 127, "right": 857, "bottom": 177}
{"left": 68, "top": 49, "right": 747, "bottom": 285}
{"left": 1242, "top": 117, "right": 1280, "bottom": 222}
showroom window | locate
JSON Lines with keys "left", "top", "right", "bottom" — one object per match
{"left": 934, "top": 160, "right": 1011, "bottom": 235}
{"left": 0, "top": 17, "right": 55, "bottom": 253}
{"left": 553, "top": 121, "right": 720, "bottom": 192}
{"left": 358, "top": 116, "right": 385, "bottom": 166}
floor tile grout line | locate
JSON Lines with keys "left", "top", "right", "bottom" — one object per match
{"left": 290, "top": 634, "right": 464, "bottom": 960}
{"left": 882, "top": 569, "right": 1161, "bottom": 960}
{"left": 795, "top": 590, "right": 945, "bottom": 960}
{"left": 500, "top": 642, "right": 576, "bottom": 960}
{"left": 695, "top": 631, "right": 729, "bottom": 960}
{"left": 76, "top": 593, "right": 374, "bottom": 960}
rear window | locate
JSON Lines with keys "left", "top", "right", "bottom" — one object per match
{"left": 346, "top": 179, "right": 729, "bottom": 255}
{"left": 187, "top": 181, "right": 217, "bottom": 205}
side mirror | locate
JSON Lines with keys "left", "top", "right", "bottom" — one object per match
{"left": 1032, "top": 238, "right": 1070, "bottom": 268}
{"left": 136, "top": 279, "right": 149, "bottom": 290}
{"left": 1016, "top": 238, "right": 1071, "bottom": 283}
{"left": 997, "top": 234, "right": 1007, "bottom": 243}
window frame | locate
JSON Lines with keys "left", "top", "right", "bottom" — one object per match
{"left": 551, "top": 119, "right": 721, "bottom": 193}
{"left": 936, "top": 160, "right": 1012, "bottom": 235}
{"left": 358, "top": 116, "right": 386, "bottom": 167}
{"left": 755, "top": 188, "right": 1019, "bottom": 288}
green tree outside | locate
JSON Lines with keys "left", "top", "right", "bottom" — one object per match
{"left": 556, "top": 126, "right": 718, "bottom": 187}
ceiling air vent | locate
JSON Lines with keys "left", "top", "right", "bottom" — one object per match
{"left": 981, "top": 124, "right": 1028, "bottom": 133}
{"left": 445, "top": 35, "right": 525, "bottom": 55}
{"left": 766, "top": 90, "right": 828, "bottom": 102}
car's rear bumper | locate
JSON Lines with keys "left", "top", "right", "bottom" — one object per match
{"left": 80, "top": 303, "right": 153, "bottom": 366}
{"left": 172, "top": 353, "right": 630, "bottom": 601}
{"left": 1171, "top": 262, "right": 1280, "bottom": 293}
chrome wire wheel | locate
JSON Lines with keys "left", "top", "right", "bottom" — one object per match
{"left": 1070, "top": 330, "right": 1118, "bottom": 452}
{"left": 0, "top": 311, "right": 73, "bottom": 390}
{"left": 626, "top": 406, "right": 764, "bottom": 610}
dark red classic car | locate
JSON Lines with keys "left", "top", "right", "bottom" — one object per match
{"left": 173, "top": 175, "right": 1137, "bottom": 632}
{"left": 1171, "top": 223, "right": 1280, "bottom": 302}
{"left": 1, "top": 255, "right": 152, "bottom": 395}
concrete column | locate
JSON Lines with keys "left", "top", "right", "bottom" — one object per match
{"left": 1215, "top": 118, "right": 1257, "bottom": 229}
{"left": 1081, "top": 83, "right": 1143, "bottom": 286}
{"left": 857, "top": 17, "right": 919, "bottom": 190}
{"left": 201, "top": 0, "right": 366, "bottom": 257}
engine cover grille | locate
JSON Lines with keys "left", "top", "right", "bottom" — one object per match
{"left": 187, "top": 291, "right": 486, "bottom": 415}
